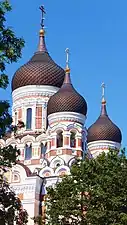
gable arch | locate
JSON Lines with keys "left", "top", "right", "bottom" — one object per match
{"left": 6, "top": 138, "right": 19, "bottom": 147}
{"left": 50, "top": 123, "right": 67, "bottom": 133}
{"left": 12, "top": 163, "right": 31, "bottom": 183}
{"left": 68, "top": 157, "right": 76, "bottom": 167}
{"left": 67, "top": 124, "right": 81, "bottom": 133}
{"left": 21, "top": 135, "right": 35, "bottom": 145}
{"left": 55, "top": 165, "right": 70, "bottom": 176}
{"left": 50, "top": 156, "right": 65, "bottom": 169}
{"left": 36, "top": 133, "right": 47, "bottom": 143}
{"left": 39, "top": 166, "right": 54, "bottom": 177}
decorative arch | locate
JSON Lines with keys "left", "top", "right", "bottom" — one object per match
{"left": 11, "top": 163, "right": 31, "bottom": 183}
{"left": 50, "top": 123, "right": 66, "bottom": 133}
{"left": 68, "top": 157, "right": 76, "bottom": 167}
{"left": 39, "top": 166, "right": 54, "bottom": 177}
{"left": 21, "top": 135, "right": 35, "bottom": 145}
{"left": 50, "top": 156, "right": 65, "bottom": 169}
{"left": 67, "top": 124, "right": 81, "bottom": 133}
{"left": 6, "top": 138, "right": 19, "bottom": 147}
{"left": 55, "top": 165, "right": 70, "bottom": 176}
{"left": 36, "top": 133, "right": 47, "bottom": 143}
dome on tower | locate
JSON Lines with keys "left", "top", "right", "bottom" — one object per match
{"left": 11, "top": 7, "right": 65, "bottom": 91}
{"left": 87, "top": 84, "right": 122, "bottom": 144}
{"left": 47, "top": 49, "right": 87, "bottom": 116}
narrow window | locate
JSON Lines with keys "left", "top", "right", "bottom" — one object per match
{"left": 70, "top": 132, "right": 76, "bottom": 148}
{"left": 26, "top": 108, "right": 32, "bottom": 130}
{"left": 25, "top": 144, "right": 32, "bottom": 160}
{"left": 41, "top": 143, "right": 47, "bottom": 156}
{"left": 57, "top": 131, "right": 63, "bottom": 148}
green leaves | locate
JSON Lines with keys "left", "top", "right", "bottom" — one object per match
{"left": 46, "top": 150, "right": 127, "bottom": 225}
{"left": 0, "top": 1, "right": 27, "bottom": 225}
{"left": 0, "top": 0, "right": 25, "bottom": 89}
{"left": 0, "top": 176, "right": 28, "bottom": 225}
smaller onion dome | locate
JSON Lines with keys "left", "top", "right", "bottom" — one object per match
{"left": 47, "top": 48, "right": 87, "bottom": 116}
{"left": 87, "top": 83, "right": 122, "bottom": 143}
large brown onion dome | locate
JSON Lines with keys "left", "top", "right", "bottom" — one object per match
{"left": 47, "top": 67, "right": 87, "bottom": 116}
{"left": 87, "top": 99, "right": 122, "bottom": 143}
{"left": 11, "top": 29, "right": 65, "bottom": 91}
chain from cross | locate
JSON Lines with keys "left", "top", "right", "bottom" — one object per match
{"left": 101, "top": 82, "right": 105, "bottom": 98}
{"left": 65, "top": 48, "right": 70, "bottom": 68}
{"left": 39, "top": 5, "right": 46, "bottom": 29}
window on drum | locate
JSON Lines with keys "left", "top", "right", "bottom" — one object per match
{"left": 70, "top": 132, "right": 76, "bottom": 148}
{"left": 57, "top": 131, "right": 63, "bottom": 148}
{"left": 26, "top": 108, "right": 32, "bottom": 130}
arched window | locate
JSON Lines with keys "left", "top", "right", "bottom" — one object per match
{"left": 41, "top": 143, "right": 47, "bottom": 156}
{"left": 57, "top": 131, "right": 63, "bottom": 148}
{"left": 26, "top": 108, "right": 32, "bottom": 130}
{"left": 70, "top": 132, "right": 76, "bottom": 148}
{"left": 12, "top": 173, "right": 20, "bottom": 183}
{"left": 25, "top": 144, "right": 32, "bottom": 160}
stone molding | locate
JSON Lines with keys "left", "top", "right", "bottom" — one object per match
{"left": 88, "top": 140, "right": 121, "bottom": 157}
{"left": 12, "top": 85, "right": 59, "bottom": 102}
{"left": 11, "top": 184, "right": 36, "bottom": 194}
{"left": 48, "top": 112, "right": 86, "bottom": 125}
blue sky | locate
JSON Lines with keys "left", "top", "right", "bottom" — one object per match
{"left": 3, "top": 0, "right": 127, "bottom": 148}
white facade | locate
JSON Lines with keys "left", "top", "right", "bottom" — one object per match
{"left": 2, "top": 81, "right": 88, "bottom": 224}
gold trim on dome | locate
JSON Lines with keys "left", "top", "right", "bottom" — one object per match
{"left": 65, "top": 67, "right": 70, "bottom": 73}
{"left": 39, "top": 29, "right": 45, "bottom": 36}
{"left": 101, "top": 98, "right": 106, "bottom": 105}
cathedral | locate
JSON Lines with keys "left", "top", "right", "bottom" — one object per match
{"left": 2, "top": 6, "right": 122, "bottom": 225}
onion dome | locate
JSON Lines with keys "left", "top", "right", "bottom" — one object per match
{"left": 11, "top": 6, "right": 65, "bottom": 91}
{"left": 87, "top": 83, "right": 122, "bottom": 143}
{"left": 47, "top": 48, "right": 87, "bottom": 116}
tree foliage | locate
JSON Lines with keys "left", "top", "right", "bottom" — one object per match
{"left": 0, "top": 0, "right": 24, "bottom": 89}
{"left": 46, "top": 150, "right": 127, "bottom": 225}
{"left": 0, "top": 1, "right": 28, "bottom": 224}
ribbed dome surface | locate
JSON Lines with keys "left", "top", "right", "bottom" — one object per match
{"left": 47, "top": 70, "right": 87, "bottom": 116}
{"left": 12, "top": 31, "right": 65, "bottom": 91}
{"left": 87, "top": 103, "right": 122, "bottom": 143}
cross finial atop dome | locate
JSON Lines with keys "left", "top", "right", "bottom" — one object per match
{"left": 37, "top": 5, "right": 47, "bottom": 52}
{"left": 39, "top": 5, "right": 46, "bottom": 29}
{"left": 101, "top": 82, "right": 106, "bottom": 104}
{"left": 101, "top": 82, "right": 107, "bottom": 116}
{"left": 63, "top": 48, "right": 71, "bottom": 84}
{"left": 65, "top": 48, "right": 70, "bottom": 73}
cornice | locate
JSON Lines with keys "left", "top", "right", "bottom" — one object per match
{"left": 48, "top": 112, "right": 86, "bottom": 125}
{"left": 12, "top": 85, "right": 59, "bottom": 102}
